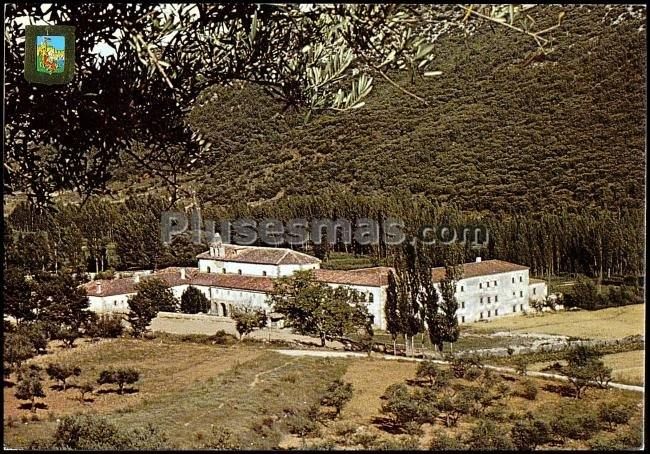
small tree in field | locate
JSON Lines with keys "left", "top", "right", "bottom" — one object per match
{"left": 4, "top": 332, "right": 36, "bottom": 371}
{"left": 560, "top": 345, "right": 612, "bottom": 398}
{"left": 511, "top": 416, "right": 552, "bottom": 450}
{"left": 15, "top": 365, "right": 46, "bottom": 412}
{"left": 416, "top": 361, "right": 441, "bottom": 387}
{"left": 180, "top": 286, "right": 210, "bottom": 314}
{"left": 231, "top": 309, "right": 267, "bottom": 339}
{"left": 46, "top": 363, "right": 82, "bottom": 391}
{"left": 98, "top": 368, "right": 140, "bottom": 394}
{"left": 78, "top": 382, "right": 95, "bottom": 403}
{"left": 597, "top": 401, "right": 635, "bottom": 430}
{"left": 320, "top": 379, "right": 353, "bottom": 418}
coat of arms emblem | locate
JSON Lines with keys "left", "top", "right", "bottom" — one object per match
{"left": 24, "top": 25, "right": 75, "bottom": 84}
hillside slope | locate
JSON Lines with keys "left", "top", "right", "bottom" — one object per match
{"left": 119, "top": 5, "right": 646, "bottom": 214}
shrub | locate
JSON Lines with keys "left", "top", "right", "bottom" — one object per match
{"left": 85, "top": 313, "right": 124, "bottom": 338}
{"left": 4, "top": 332, "right": 36, "bottom": 369}
{"left": 285, "top": 414, "right": 320, "bottom": 438}
{"left": 517, "top": 379, "right": 538, "bottom": 400}
{"left": 231, "top": 309, "right": 267, "bottom": 339}
{"left": 429, "top": 430, "right": 466, "bottom": 450}
{"left": 589, "top": 427, "right": 643, "bottom": 450}
{"left": 46, "top": 363, "right": 81, "bottom": 391}
{"left": 597, "top": 401, "right": 635, "bottom": 430}
{"left": 464, "top": 418, "right": 514, "bottom": 450}
{"left": 511, "top": 417, "right": 552, "bottom": 450}
{"left": 320, "top": 379, "right": 353, "bottom": 418}
{"left": 210, "top": 330, "right": 238, "bottom": 345}
{"left": 15, "top": 365, "right": 46, "bottom": 413}
{"left": 514, "top": 357, "right": 528, "bottom": 375}
{"left": 97, "top": 368, "right": 139, "bottom": 394}
{"left": 415, "top": 361, "right": 440, "bottom": 386}
{"left": 50, "top": 414, "right": 167, "bottom": 449}
{"left": 464, "top": 367, "right": 482, "bottom": 381}
{"left": 551, "top": 402, "right": 600, "bottom": 441}
{"left": 561, "top": 345, "right": 612, "bottom": 398}
{"left": 332, "top": 420, "right": 357, "bottom": 437}
{"left": 380, "top": 383, "right": 438, "bottom": 431}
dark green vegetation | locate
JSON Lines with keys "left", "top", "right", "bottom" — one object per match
{"left": 174, "top": 5, "right": 645, "bottom": 213}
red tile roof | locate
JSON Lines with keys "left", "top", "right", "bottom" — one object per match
{"left": 313, "top": 267, "right": 392, "bottom": 287}
{"left": 196, "top": 245, "right": 320, "bottom": 265}
{"left": 431, "top": 260, "right": 529, "bottom": 282}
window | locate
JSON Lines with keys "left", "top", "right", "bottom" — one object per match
{"left": 114, "top": 301, "right": 117, "bottom": 306}
{"left": 480, "top": 312, "right": 484, "bottom": 319}
{"left": 461, "top": 316, "right": 465, "bottom": 323}
{"left": 533, "top": 288, "right": 536, "bottom": 295}
{"left": 495, "top": 295, "right": 498, "bottom": 302}
{"left": 262, "top": 271, "right": 267, "bottom": 277}
{"left": 519, "top": 276, "right": 523, "bottom": 282}
{"left": 487, "top": 281, "right": 490, "bottom": 288}
{"left": 494, "top": 280, "right": 497, "bottom": 286}
{"left": 479, "top": 283, "right": 482, "bottom": 289}
{"left": 238, "top": 269, "right": 242, "bottom": 275}
{"left": 369, "top": 293, "right": 374, "bottom": 303}
{"left": 520, "top": 291, "right": 523, "bottom": 298}
{"left": 222, "top": 268, "right": 226, "bottom": 273}
{"left": 512, "top": 291, "right": 516, "bottom": 296}
{"left": 487, "top": 296, "right": 491, "bottom": 304}
{"left": 513, "top": 305, "right": 516, "bottom": 313}
{"left": 207, "top": 267, "right": 211, "bottom": 273}
{"left": 480, "top": 297, "right": 484, "bottom": 304}
{"left": 461, "top": 285, "right": 464, "bottom": 292}
{"left": 520, "top": 304, "right": 524, "bottom": 311}
{"left": 487, "top": 310, "right": 491, "bottom": 318}
{"left": 461, "top": 301, "right": 465, "bottom": 309}
{"left": 495, "top": 309, "right": 498, "bottom": 316}
{"left": 512, "top": 277, "right": 515, "bottom": 284}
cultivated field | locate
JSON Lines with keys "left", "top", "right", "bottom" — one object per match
{"left": 3, "top": 336, "right": 644, "bottom": 449}
{"left": 465, "top": 304, "right": 644, "bottom": 340}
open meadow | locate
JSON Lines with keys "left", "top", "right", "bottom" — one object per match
{"left": 464, "top": 304, "right": 644, "bottom": 340}
{"left": 3, "top": 335, "right": 644, "bottom": 450}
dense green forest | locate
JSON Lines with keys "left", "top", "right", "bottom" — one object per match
{"left": 3, "top": 5, "right": 646, "bottom": 280}
{"left": 111, "top": 5, "right": 646, "bottom": 213}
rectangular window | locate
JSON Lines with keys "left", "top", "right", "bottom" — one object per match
{"left": 487, "top": 296, "right": 491, "bottom": 303}
{"left": 487, "top": 310, "right": 491, "bottom": 317}
{"left": 520, "top": 291, "right": 523, "bottom": 297}
{"left": 479, "top": 283, "right": 482, "bottom": 289}
{"left": 512, "top": 277, "right": 515, "bottom": 284}
{"left": 520, "top": 304, "right": 524, "bottom": 311}
{"left": 461, "top": 301, "right": 465, "bottom": 309}
{"left": 461, "top": 285, "right": 464, "bottom": 292}
{"left": 480, "top": 312, "right": 483, "bottom": 319}
{"left": 512, "top": 291, "right": 516, "bottom": 296}
{"left": 533, "top": 288, "right": 536, "bottom": 295}
{"left": 513, "top": 305, "right": 516, "bottom": 313}
{"left": 494, "top": 280, "right": 497, "bottom": 286}
{"left": 487, "top": 281, "right": 490, "bottom": 288}
{"left": 495, "top": 295, "right": 498, "bottom": 302}
{"left": 461, "top": 316, "right": 465, "bottom": 323}
{"left": 480, "top": 297, "right": 483, "bottom": 304}
{"left": 495, "top": 309, "right": 498, "bottom": 316}
{"left": 520, "top": 276, "right": 523, "bottom": 282}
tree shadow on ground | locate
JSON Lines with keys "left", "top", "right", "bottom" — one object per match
{"left": 371, "top": 415, "right": 406, "bottom": 435}
{"left": 95, "top": 387, "right": 139, "bottom": 395}
{"left": 542, "top": 382, "right": 575, "bottom": 397}
{"left": 18, "top": 402, "right": 48, "bottom": 411}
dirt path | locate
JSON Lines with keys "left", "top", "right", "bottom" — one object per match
{"left": 249, "top": 358, "right": 300, "bottom": 388}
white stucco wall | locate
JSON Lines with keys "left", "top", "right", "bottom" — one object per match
{"left": 454, "top": 270, "right": 532, "bottom": 324}
{"left": 198, "top": 258, "right": 319, "bottom": 277}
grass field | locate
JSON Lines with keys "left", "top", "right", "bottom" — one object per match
{"left": 465, "top": 304, "right": 644, "bottom": 340}
{"left": 3, "top": 338, "right": 347, "bottom": 449}
{"left": 3, "top": 336, "right": 644, "bottom": 449}
{"left": 529, "top": 350, "right": 645, "bottom": 387}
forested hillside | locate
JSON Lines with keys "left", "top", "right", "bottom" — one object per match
{"left": 142, "top": 4, "right": 645, "bottom": 213}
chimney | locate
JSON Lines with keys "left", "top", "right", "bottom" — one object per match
{"left": 476, "top": 257, "right": 482, "bottom": 263}
{"left": 134, "top": 274, "right": 140, "bottom": 284}
{"left": 180, "top": 268, "right": 186, "bottom": 280}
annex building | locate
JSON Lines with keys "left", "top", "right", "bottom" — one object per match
{"left": 83, "top": 239, "right": 547, "bottom": 330}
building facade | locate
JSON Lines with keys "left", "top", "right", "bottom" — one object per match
{"left": 83, "top": 241, "right": 546, "bottom": 330}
